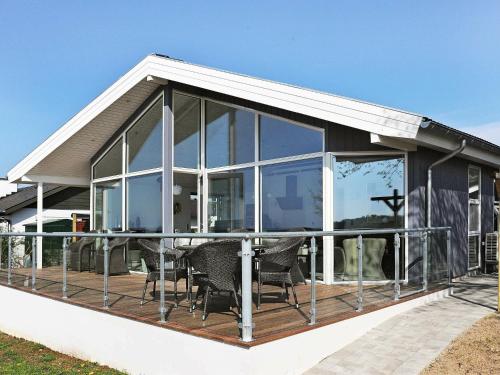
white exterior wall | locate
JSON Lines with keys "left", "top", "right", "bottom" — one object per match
{"left": 0, "top": 285, "right": 449, "bottom": 375}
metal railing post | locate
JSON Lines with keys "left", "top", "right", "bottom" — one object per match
{"left": 446, "top": 229, "right": 453, "bottom": 295}
{"left": 356, "top": 235, "right": 363, "bottom": 312}
{"left": 103, "top": 237, "right": 109, "bottom": 309}
{"left": 422, "top": 231, "right": 428, "bottom": 291}
{"left": 159, "top": 239, "right": 166, "bottom": 323}
{"left": 394, "top": 233, "right": 400, "bottom": 301}
{"left": 62, "top": 237, "right": 69, "bottom": 299}
{"left": 7, "top": 236, "right": 12, "bottom": 286}
{"left": 240, "top": 238, "right": 253, "bottom": 342}
{"left": 309, "top": 236, "right": 317, "bottom": 325}
{"left": 0, "top": 237, "right": 2, "bottom": 270}
{"left": 31, "top": 236, "right": 37, "bottom": 291}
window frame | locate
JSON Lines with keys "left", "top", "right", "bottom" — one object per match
{"left": 90, "top": 91, "right": 164, "bottom": 231}
{"left": 468, "top": 164, "right": 481, "bottom": 270}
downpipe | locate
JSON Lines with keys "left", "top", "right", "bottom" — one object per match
{"left": 427, "top": 139, "right": 466, "bottom": 227}
{"left": 426, "top": 139, "right": 466, "bottom": 288}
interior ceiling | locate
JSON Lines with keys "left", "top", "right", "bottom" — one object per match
{"left": 28, "top": 80, "right": 159, "bottom": 179}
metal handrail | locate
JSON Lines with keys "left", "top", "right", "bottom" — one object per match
{"left": 0, "top": 226, "right": 452, "bottom": 343}
{"left": 0, "top": 227, "right": 452, "bottom": 239}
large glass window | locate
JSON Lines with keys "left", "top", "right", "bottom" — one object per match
{"left": 93, "top": 141, "right": 122, "bottom": 179}
{"left": 334, "top": 156, "right": 405, "bottom": 229}
{"left": 260, "top": 115, "right": 323, "bottom": 160}
{"left": 208, "top": 168, "right": 254, "bottom": 232}
{"left": 94, "top": 180, "right": 122, "bottom": 231}
{"left": 127, "top": 173, "right": 162, "bottom": 232}
{"left": 261, "top": 158, "right": 322, "bottom": 231}
{"left": 127, "top": 99, "right": 163, "bottom": 172}
{"left": 206, "top": 101, "right": 254, "bottom": 168}
{"left": 333, "top": 155, "right": 405, "bottom": 281}
{"left": 174, "top": 93, "right": 200, "bottom": 169}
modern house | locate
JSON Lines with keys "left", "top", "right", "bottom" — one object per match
{"left": 0, "top": 54, "right": 499, "bottom": 375}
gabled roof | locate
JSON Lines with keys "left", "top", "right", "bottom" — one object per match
{"left": 6, "top": 54, "right": 500, "bottom": 183}
{"left": 7, "top": 54, "right": 424, "bottom": 184}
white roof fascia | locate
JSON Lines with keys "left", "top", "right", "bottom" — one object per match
{"left": 7, "top": 58, "right": 151, "bottom": 183}
{"left": 370, "top": 133, "right": 417, "bottom": 151}
{"left": 8, "top": 55, "right": 425, "bottom": 182}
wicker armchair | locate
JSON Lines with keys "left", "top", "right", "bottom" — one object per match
{"left": 95, "top": 237, "right": 130, "bottom": 275}
{"left": 187, "top": 240, "right": 241, "bottom": 321}
{"left": 255, "top": 236, "right": 305, "bottom": 309}
{"left": 137, "top": 239, "right": 187, "bottom": 307}
{"left": 70, "top": 236, "right": 96, "bottom": 272}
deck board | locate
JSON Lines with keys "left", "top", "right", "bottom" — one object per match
{"left": 0, "top": 267, "right": 444, "bottom": 347}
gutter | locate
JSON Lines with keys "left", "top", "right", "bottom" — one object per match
{"left": 427, "top": 139, "right": 467, "bottom": 227}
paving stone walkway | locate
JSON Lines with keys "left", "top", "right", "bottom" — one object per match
{"left": 304, "top": 275, "right": 498, "bottom": 375}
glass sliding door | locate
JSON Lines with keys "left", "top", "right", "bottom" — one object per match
{"left": 208, "top": 168, "right": 254, "bottom": 232}
{"left": 333, "top": 155, "right": 405, "bottom": 281}
{"left": 173, "top": 173, "right": 199, "bottom": 233}
{"left": 127, "top": 173, "right": 162, "bottom": 233}
{"left": 261, "top": 158, "right": 323, "bottom": 231}
{"left": 261, "top": 158, "right": 323, "bottom": 280}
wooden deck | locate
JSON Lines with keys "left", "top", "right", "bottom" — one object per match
{"left": 0, "top": 267, "right": 442, "bottom": 347}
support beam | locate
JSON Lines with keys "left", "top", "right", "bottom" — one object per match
{"left": 36, "top": 182, "right": 43, "bottom": 269}
{"left": 162, "top": 85, "right": 174, "bottom": 246}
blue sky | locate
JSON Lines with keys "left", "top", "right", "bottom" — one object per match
{"left": 0, "top": 1, "right": 499, "bottom": 176}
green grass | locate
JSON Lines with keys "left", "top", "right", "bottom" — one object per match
{"left": 0, "top": 331, "right": 126, "bottom": 375}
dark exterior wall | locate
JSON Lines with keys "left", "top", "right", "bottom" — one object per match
{"left": 408, "top": 146, "right": 496, "bottom": 277}
{"left": 27, "top": 188, "right": 90, "bottom": 210}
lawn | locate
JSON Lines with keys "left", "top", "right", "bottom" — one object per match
{"left": 422, "top": 313, "right": 500, "bottom": 374}
{"left": 0, "top": 331, "right": 125, "bottom": 375}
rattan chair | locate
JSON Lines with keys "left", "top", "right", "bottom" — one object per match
{"left": 95, "top": 237, "right": 130, "bottom": 275}
{"left": 186, "top": 240, "right": 241, "bottom": 321}
{"left": 255, "top": 236, "right": 305, "bottom": 310}
{"left": 137, "top": 239, "right": 187, "bottom": 307}
{"left": 69, "top": 236, "right": 96, "bottom": 272}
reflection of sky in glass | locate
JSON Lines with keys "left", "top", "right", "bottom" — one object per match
{"left": 174, "top": 94, "right": 200, "bottom": 169}
{"left": 206, "top": 103, "right": 254, "bottom": 168}
{"left": 175, "top": 132, "right": 198, "bottom": 168}
{"left": 93, "top": 141, "right": 122, "bottom": 179}
{"left": 335, "top": 157, "right": 404, "bottom": 228}
{"left": 128, "top": 100, "right": 163, "bottom": 172}
{"left": 260, "top": 116, "right": 323, "bottom": 160}
{"left": 262, "top": 158, "right": 322, "bottom": 230}
{"left": 127, "top": 173, "right": 162, "bottom": 232}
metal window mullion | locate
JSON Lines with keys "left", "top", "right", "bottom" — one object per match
{"left": 122, "top": 133, "right": 126, "bottom": 231}
{"left": 254, "top": 113, "right": 260, "bottom": 233}
{"left": 201, "top": 99, "right": 208, "bottom": 233}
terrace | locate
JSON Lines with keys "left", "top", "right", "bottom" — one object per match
{"left": 0, "top": 229, "right": 451, "bottom": 347}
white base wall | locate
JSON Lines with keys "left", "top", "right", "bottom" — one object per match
{"left": 0, "top": 285, "right": 449, "bottom": 375}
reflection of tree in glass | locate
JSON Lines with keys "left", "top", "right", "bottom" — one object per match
{"left": 336, "top": 158, "right": 403, "bottom": 188}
